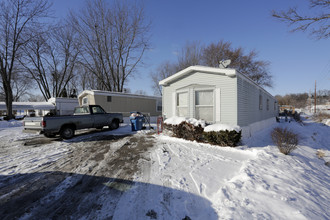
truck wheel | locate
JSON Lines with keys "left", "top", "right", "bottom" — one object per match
{"left": 109, "top": 119, "right": 119, "bottom": 130}
{"left": 44, "top": 133, "right": 56, "bottom": 138}
{"left": 60, "top": 126, "right": 75, "bottom": 139}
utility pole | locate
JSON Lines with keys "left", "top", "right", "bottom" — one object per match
{"left": 314, "top": 80, "right": 317, "bottom": 114}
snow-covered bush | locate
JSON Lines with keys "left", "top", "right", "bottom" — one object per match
{"left": 203, "top": 130, "right": 241, "bottom": 147}
{"left": 271, "top": 127, "right": 299, "bottom": 155}
{"left": 313, "top": 112, "right": 330, "bottom": 123}
{"left": 163, "top": 116, "right": 205, "bottom": 138}
{"left": 203, "top": 124, "right": 241, "bottom": 147}
{"left": 172, "top": 121, "right": 204, "bottom": 142}
{"left": 164, "top": 116, "right": 242, "bottom": 147}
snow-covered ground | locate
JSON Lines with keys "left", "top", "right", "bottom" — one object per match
{"left": 0, "top": 116, "right": 329, "bottom": 219}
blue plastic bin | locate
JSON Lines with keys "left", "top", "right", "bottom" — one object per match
{"left": 130, "top": 116, "right": 144, "bottom": 131}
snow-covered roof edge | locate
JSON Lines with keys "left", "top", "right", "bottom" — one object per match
{"left": 159, "top": 66, "right": 236, "bottom": 86}
{"left": 0, "top": 102, "right": 55, "bottom": 110}
{"left": 159, "top": 65, "right": 276, "bottom": 100}
{"left": 78, "top": 90, "right": 161, "bottom": 100}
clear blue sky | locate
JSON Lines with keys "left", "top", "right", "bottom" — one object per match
{"left": 52, "top": 0, "right": 330, "bottom": 96}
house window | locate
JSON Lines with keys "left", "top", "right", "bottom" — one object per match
{"left": 274, "top": 101, "right": 277, "bottom": 111}
{"left": 107, "top": 96, "right": 112, "bottom": 102}
{"left": 82, "top": 97, "right": 88, "bottom": 105}
{"left": 267, "top": 99, "right": 269, "bottom": 111}
{"left": 195, "top": 90, "right": 213, "bottom": 122}
{"left": 259, "top": 94, "right": 263, "bottom": 110}
{"left": 177, "top": 92, "right": 188, "bottom": 117}
{"left": 156, "top": 99, "right": 162, "bottom": 112}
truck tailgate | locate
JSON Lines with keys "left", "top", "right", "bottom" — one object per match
{"left": 23, "top": 117, "right": 43, "bottom": 133}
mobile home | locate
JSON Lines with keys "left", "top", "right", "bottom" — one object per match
{"left": 78, "top": 90, "right": 162, "bottom": 116}
{"left": 159, "top": 65, "right": 278, "bottom": 138}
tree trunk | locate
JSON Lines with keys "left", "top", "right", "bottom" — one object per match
{"left": 3, "top": 80, "right": 14, "bottom": 120}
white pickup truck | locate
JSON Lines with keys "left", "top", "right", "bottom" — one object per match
{"left": 23, "top": 105, "right": 123, "bottom": 139}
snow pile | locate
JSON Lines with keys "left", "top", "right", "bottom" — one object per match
{"left": 0, "top": 120, "right": 23, "bottom": 128}
{"left": 204, "top": 123, "right": 241, "bottom": 132}
{"left": 186, "top": 118, "right": 205, "bottom": 127}
{"left": 164, "top": 116, "right": 186, "bottom": 125}
{"left": 164, "top": 116, "right": 205, "bottom": 127}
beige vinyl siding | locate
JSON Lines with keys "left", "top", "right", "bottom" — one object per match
{"left": 237, "top": 75, "right": 278, "bottom": 126}
{"left": 94, "top": 95, "right": 160, "bottom": 116}
{"left": 162, "top": 71, "right": 237, "bottom": 124}
{"left": 78, "top": 91, "right": 161, "bottom": 116}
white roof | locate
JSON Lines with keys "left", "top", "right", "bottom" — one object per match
{"left": 159, "top": 65, "right": 236, "bottom": 86}
{"left": 0, "top": 102, "right": 55, "bottom": 110}
{"left": 78, "top": 90, "right": 161, "bottom": 100}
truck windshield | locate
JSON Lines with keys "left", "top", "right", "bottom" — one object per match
{"left": 74, "top": 107, "right": 90, "bottom": 114}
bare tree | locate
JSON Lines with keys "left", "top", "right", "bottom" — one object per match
{"left": 151, "top": 41, "right": 203, "bottom": 96}
{"left": 151, "top": 40, "right": 273, "bottom": 95}
{"left": 151, "top": 61, "right": 178, "bottom": 96}
{"left": 177, "top": 41, "right": 204, "bottom": 70}
{"left": 135, "top": 89, "right": 147, "bottom": 95}
{"left": 275, "top": 93, "right": 309, "bottom": 108}
{"left": 11, "top": 70, "right": 31, "bottom": 101}
{"left": 202, "top": 40, "right": 232, "bottom": 67}
{"left": 77, "top": 64, "right": 108, "bottom": 91}
{"left": 0, "top": 0, "right": 51, "bottom": 119}
{"left": 20, "top": 23, "right": 80, "bottom": 100}
{"left": 203, "top": 41, "right": 273, "bottom": 88}
{"left": 0, "top": 68, "right": 31, "bottom": 101}
{"left": 272, "top": 0, "right": 330, "bottom": 39}
{"left": 24, "top": 93, "right": 45, "bottom": 102}
{"left": 70, "top": 0, "right": 151, "bottom": 92}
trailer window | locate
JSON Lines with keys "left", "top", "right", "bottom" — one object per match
{"left": 259, "top": 94, "right": 263, "bottom": 110}
{"left": 267, "top": 99, "right": 269, "bottom": 111}
{"left": 176, "top": 92, "right": 188, "bottom": 117}
{"left": 195, "top": 90, "right": 214, "bottom": 122}
{"left": 82, "top": 97, "right": 88, "bottom": 105}
{"left": 107, "top": 96, "right": 112, "bottom": 102}
{"left": 156, "top": 99, "right": 162, "bottom": 112}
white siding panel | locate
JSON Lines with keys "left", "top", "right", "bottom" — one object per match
{"left": 162, "top": 86, "right": 174, "bottom": 119}
{"left": 164, "top": 71, "right": 237, "bottom": 124}
{"left": 237, "top": 75, "right": 278, "bottom": 126}
{"left": 215, "top": 88, "right": 221, "bottom": 122}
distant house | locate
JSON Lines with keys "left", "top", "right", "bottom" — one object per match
{"left": 78, "top": 90, "right": 162, "bottom": 116}
{"left": 0, "top": 98, "right": 78, "bottom": 117}
{"left": 159, "top": 65, "right": 278, "bottom": 138}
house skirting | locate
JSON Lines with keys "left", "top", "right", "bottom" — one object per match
{"left": 241, "top": 117, "right": 277, "bottom": 139}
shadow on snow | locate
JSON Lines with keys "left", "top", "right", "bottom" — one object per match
{"left": 0, "top": 172, "right": 218, "bottom": 220}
